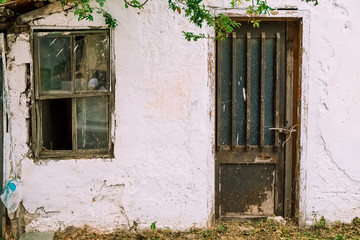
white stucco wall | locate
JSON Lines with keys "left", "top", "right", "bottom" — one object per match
{"left": 208, "top": 0, "right": 360, "bottom": 226}
{"left": 3, "top": 0, "right": 360, "bottom": 233}
{"left": 5, "top": 1, "right": 213, "bottom": 232}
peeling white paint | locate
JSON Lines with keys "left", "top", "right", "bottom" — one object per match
{"left": 3, "top": 0, "right": 360, "bottom": 234}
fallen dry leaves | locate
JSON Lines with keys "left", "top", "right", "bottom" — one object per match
{"left": 54, "top": 217, "right": 360, "bottom": 240}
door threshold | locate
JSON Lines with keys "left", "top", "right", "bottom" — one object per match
{"left": 219, "top": 215, "right": 269, "bottom": 222}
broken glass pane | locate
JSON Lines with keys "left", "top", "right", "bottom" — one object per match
{"left": 39, "top": 37, "right": 71, "bottom": 93}
{"left": 75, "top": 34, "right": 109, "bottom": 91}
{"left": 41, "top": 99, "right": 72, "bottom": 150}
{"left": 77, "top": 96, "right": 108, "bottom": 150}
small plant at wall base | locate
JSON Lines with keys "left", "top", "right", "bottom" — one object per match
{"left": 57, "top": 0, "right": 318, "bottom": 41}
{"left": 150, "top": 221, "right": 157, "bottom": 230}
{"left": 315, "top": 216, "right": 327, "bottom": 229}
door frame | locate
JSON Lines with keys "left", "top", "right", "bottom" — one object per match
{"left": 0, "top": 32, "right": 6, "bottom": 239}
{"left": 213, "top": 17, "right": 303, "bottom": 222}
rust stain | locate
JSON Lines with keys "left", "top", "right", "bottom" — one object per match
{"left": 270, "top": 11, "right": 279, "bottom": 15}
{"left": 209, "top": 110, "right": 212, "bottom": 120}
{"left": 255, "top": 154, "right": 272, "bottom": 163}
{"left": 220, "top": 164, "right": 275, "bottom": 216}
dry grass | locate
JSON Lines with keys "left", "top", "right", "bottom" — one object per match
{"left": 54, "top": 217, "right": 360, "bottom": 240}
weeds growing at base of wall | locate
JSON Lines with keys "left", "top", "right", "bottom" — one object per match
{"left": 315, "top": 216, "right": 327, "bottom": 229}
{"left": 54, "top": 217, "right": 360, "bottom": 240}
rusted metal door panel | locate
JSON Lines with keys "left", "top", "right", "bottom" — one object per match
{"left": 216, "top": 22, "right": 286, "bottom": 219}
{"left": 220, "top": 164, "right": 275, "bottom": 216}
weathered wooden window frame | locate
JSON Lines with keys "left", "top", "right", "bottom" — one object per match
{"left": 32, "top": 29, "right": 114, "bottom": 159}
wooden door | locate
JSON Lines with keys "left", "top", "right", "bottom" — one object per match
{"left": 216, "top": 22, "right": 289, "bottom": 219}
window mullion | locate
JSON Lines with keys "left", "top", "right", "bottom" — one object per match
{"left": 35, "top": 101, "right": 41, "bottom": 157}
{"left": 71, "top": 36, "right": 78, "bottom": 151}
{"left": 33, "top": 34, "right": 41, "bottom": 157}
{"left": 71, "top": 35, "right": 75, "bottom": 93}
{"left": 34, "top": 35, "right": 40, "bottom": 100}
{"left": 72, "top": 98, "right": 77, "bottom": 151}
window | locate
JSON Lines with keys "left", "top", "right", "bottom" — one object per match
{"left": 33, "top": 30, "right": 113, "bottom": 158}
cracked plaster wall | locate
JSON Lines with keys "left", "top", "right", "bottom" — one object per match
{"left": 209, "top": 0, "right": 360, "bottom": 225}
{"left": 5, "top": 0, "right": 212, "bottom": 233}
{"left": 302, "top": 0, "right": 360, "bottom": 225}
{"left": 3, "top": 0, "right": 360, "bottom": 233}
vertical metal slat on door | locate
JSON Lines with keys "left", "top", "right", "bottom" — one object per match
{"left": 274, "top": 32, "right": 281, "bottom": 148}
{"left": 246, "top": 32, "right": 251, "bottom": 150}
{"left": 231, "top": 32, "right": 237, "bottom": 150}
{"left": 260, "top": 32, "right": 265, "bottom": 149}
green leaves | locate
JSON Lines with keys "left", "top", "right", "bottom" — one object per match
{"left": 246, "top": 0, "right": 273, "bottom": 16}
{"left": 302, "top": 0, "right": 318, "bottom": 6}
{"left": 214, "top": 14, "right": 241, "bottom": 40}
{"left": 168, "top": 0, "right": 242, "bottom": 41}
{"left": 124, "top": 0, "right": 146, "bottom": 9}
{"left": 315, "top": 216, "right": 327, "bottom": 229}
{"left": 69, "top": 0, "right": 319, "bottom": 41}
{"left": 183, "top": 0, "right": 212, "bottom": 28}
{"left": 73, "top": 0, "right": 94, "bottom": 22}
{"left": 182, "top": 32, "right": 205, "bottom": 41}
{"left": 70, "top": 0, "right": 118, "bottom": 28}
{"left": 96, "top": 0, "right": 106, "bottom": 7}
{"left": 150, "top": 221, "right": 157, "bottom": 230}
{"left": 97, "top": 8, "right": 118, "bottom": 28}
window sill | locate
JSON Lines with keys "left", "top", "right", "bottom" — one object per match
{"left": 35, "top": 149, "right": 113, "bottom": 161}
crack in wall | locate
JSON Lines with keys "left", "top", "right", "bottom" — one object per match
{"left": 332, "top": 0, "right": 349, "bottom": 16}
{"left": 319, "top": 136, "right": 360, "bottom": 183}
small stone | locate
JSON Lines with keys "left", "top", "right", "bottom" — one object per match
{"left": 185, "top": 233, "right": 197, "bottom": 239}
{"left": 239, "top": 226, "right": 254, "bottom": 231}
{"left": 267, "top": 216, "right": 286, "bottom": 225}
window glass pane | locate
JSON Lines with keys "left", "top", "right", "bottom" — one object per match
{"left": 235, "top": 38, "right": 246, "bottom": 145}
{"left": 250, "top": 38, "right": 260, "bottom": 145}
{"left": 77, "top": 96, "right": 108, "bottom": 150}
{"left": 39, "top": 37, "right": 72, "bottom": 93}
{"left": 264, "top": 38, "right": 275, "bottom": 145}
{"left": 217, "top": 37, "right": 232, "bottom": 146}
{"left": 75, "top": 34, "right": 109, "bottom": 91}
{"left": 41, "top": 99, "right": 72, "bottom": 150}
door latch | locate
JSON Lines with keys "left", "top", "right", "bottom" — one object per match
{"left": 269, "top": 125, "right": 297, "bottom": 147}
{"left": 268, "top": 126, "right": 297, "bottom": 134}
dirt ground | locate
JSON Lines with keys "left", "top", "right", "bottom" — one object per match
{"left": 54, "top": 217, "right": 360, "bottom": 240}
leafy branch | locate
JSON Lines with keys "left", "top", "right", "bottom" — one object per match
{"left": 60, "top": 0, "right": 319, "bottom": 40}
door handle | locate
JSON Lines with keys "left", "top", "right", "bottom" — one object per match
{"left": 268, "top": 126, "right": 297, "bottom": 134}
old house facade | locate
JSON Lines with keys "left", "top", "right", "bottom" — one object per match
{"left": 0, "top": 0, "right": 359, "bottom": 236}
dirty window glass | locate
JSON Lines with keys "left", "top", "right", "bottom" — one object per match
{"left": 39, "top": 37, "right": 71, "bottom": 93}
{"left": 76, "top": 96, "right": 108, "bottom": 150}
{"left": 75, "top": 34, "right": 109, "bottom": 91}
